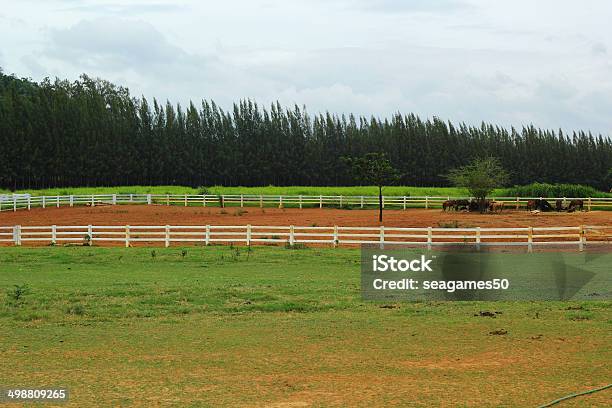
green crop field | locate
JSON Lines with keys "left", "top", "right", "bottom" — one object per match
{"left": 7, "top": 185, "right": 472, "bottom": 197}
{"left": 1, "top": 246, "right": 610, "bottom": 407}
{"left": 6, "top": 184, "right": 611, "bottom": 198}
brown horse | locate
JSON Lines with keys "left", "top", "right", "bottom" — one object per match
{"left": 442, "top": 200, "right": 456, "bottom": 211}
{"left": 567, "top": 199, "right": 584, "bottom": 212}
{"left": 454, "top": 199, "right": 470, "bottom": 211}
{"left": 489, "top": 201, "right": 504, "bottom": 213}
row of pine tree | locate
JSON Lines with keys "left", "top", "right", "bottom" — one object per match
{"left": 0, "top": 72, "right": 610, "bottom": 190}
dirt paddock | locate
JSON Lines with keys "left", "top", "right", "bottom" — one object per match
{"left": 1, "top": 205, "right": 610, "bottom": 228}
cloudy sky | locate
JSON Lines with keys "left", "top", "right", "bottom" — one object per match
{"left": 1, "top": 0, "right": 611, "bottom": 134}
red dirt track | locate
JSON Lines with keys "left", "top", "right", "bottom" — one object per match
{"left": 1, "top": 205, "right": 611, "bottom": 228}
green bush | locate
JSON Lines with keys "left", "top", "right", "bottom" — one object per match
{"left": 501, "top": 183, "right": 608, "bottom": 198}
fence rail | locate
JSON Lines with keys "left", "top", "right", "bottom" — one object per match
{"left": 1, "top": 193, "right": 612, "bottom": 213}
{"left": 1, "top": 224, "right": 610, "bottom": 251}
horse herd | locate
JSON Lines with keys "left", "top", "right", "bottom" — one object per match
{"left": 442, "top": 198, "right": 585, "bottom": 213}
{"left": 526, "top": 198, "right": 584, "bottom": 212}
{"left": 442, "top": 199, "right": 505, "bottom": 213}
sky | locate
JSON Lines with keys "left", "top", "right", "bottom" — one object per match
{"left": 1, "top": 0, "right": 611, "bottom": 135}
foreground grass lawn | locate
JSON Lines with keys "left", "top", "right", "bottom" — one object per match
{"left": 0, "top": 247, "right": 610, "bottom": 407}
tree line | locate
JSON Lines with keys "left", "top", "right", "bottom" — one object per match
{"left": 0, "top": 71, "right": 610, "bottom": 190}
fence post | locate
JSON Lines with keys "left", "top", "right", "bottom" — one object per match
{"left": 13, "top": 197, "right": 16, "bottom": 212}
{"left": 340, "top": 195, "right": 343, "bottom": 208}
{"left": 578, "top": 225, "right": 585, "bottom": 251}
{"left": 184, "top": 194, "right": 188, "bottom": 207}
{"left": 129, "top": 194, "right": 133, "bottom": 202}
{"left": 246, "top": 224, "right": 252, "bottom": 246}
{"left": 299, "top": 195, "right": 303, "bottom": 209}
{"left": 425, "top": 196, "right": 429, "bottom": 209}
{"left": 125, "top": 225, "right": 130, "bottom": 248}
{"left": 87, "top": 225, "right": 93, "bottom": 246}
{"left": 51, "top": 225, "right": 57, "bottom": 245}
{"left": 333, "top": 225, "right": 338, "bottom": 247}
{"left": 587, "top": 197, "right": 592, "bottom": 212}
{"left": 147, "top": 194, "right": 152, "bottom": 205}
{"left": 165, "top": 225, "right": 170, "bottom": 248}
{"left": 515, "top": 196, "right": 519, "bottom": 210}
{"left": 203, "top": 195, "right": 206, "bottom": 207}
{"left": 240, "top": 194, "right": 244, "bottom": 208}
{"left": 42, "top": 196, "right": 46, "bottom": 209}
{"left": 166, "top": 194, "right": 170, "bottom": 206}
{"left": 27, "top": 196, "right": 31, "bottom": 210}
{"left": 205, "top": 225, "right": 210, "bottom": 246}
{"left": 279, "top": 196, "right": 283, "bottom": 209}
{"left": 382, "top": 196, "right": 385, "bottom": 209}
{"left": 361, "top": 196, "right": 364, "bottom": 208}
{"left": 70, "top": 195, "right": 74, "bottom": 207}
{"left": 527, "top": 227, "right": 533, "bottom": 253}
{"left": 13, "top": 225, "right": 21, "bottom": 246}
{"left": 403, "top": 196, "right": 406, "bottom": 210}
{"left": 90, "top": 195, "right": 94, "bottom": 207}
{"left": 476, "top": 227, "right": 481, "bottom": 251}
{"left": 379, "top": 226, "right": 385, "bottom": 250}
{"left": 112, "top": 194, "right": 117, "bottom": 205}
{"left": 319, "top": 195, "right": 323, "bottom": 208}
{"left": 289, "top": 225, "right": 295, "bottom": 246}
{"left": 259, "top": 195, "right": 263, "bottom": 208}
{"left": 427, "top": 227, "right": 432, "bottom": 250}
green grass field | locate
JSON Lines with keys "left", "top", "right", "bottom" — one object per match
{"left": 1, "top": 246, "right": 610, "bottom": 406}
{"left": 4, "top": 185, "right": 473, "bottom": 197}
{"left": 6, "top": 185, "right": 611, "bottom": 198}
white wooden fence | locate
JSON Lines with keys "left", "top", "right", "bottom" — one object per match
{"left": 1, "top": 224, "right": 609, "bottom": 252}
{"left": 1, "top": 193, "right": 611, "bottom": 212}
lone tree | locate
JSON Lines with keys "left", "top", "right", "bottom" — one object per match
{"left": 343, "top": 153, "right": 400, "bottom": 222}
{"left": 447, "top": 157, "right": 509, "bottom": 213}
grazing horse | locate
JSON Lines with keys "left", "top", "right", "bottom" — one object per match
{"left": 468, "top": 200, "right": 480, "bottom": 212}
{"left": 529, "top": 199, "right": 554, "bottom": 212}
{"left": 489, "top": 201, "right": 504, "bottom": 213}
{"left": 442, "top": 200, "right": 456, "bottom": 211}
{"left": 567, "top": 199, "right": 584, "bottom": 212}
{"left": 454, "top": 199, "right": 470, "bottom": 211}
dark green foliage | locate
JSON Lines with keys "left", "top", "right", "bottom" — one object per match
{"left": 447, "top": 157, "right": 509, "bottom": 199}
{"left": 447, "top": 157, "right": 509, "bottom": 212}
{"left": 343, "top": 153, "right": 400, "bottom": 222}
{"left": 0, "top": 70, "right": 611, "bottom": 190}
{"left": 502, "top": 183, "right": 605, "bottom": 198}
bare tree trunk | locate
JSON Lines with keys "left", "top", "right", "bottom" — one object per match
{"left": 379, "top": 185, "right": 383, "bottom": 223}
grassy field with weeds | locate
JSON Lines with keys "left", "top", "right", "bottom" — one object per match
{"left": 1, "top": 246, "right": 610, "bottom": 406}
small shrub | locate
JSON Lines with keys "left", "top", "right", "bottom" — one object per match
{"left": 6, "top": 284, "right": 30, "bottom": 306}
{"left": 66, "top": 303, "right": 86, "bottom": 316}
